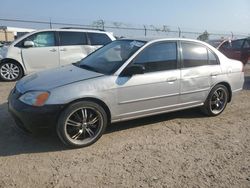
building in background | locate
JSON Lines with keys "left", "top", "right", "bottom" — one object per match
{"left": 0, "top": 26, "right": 35, "bottom": 42}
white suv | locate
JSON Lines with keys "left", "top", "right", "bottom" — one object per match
{"left": 0, "top": 28, "right": 115, "bottom": 81}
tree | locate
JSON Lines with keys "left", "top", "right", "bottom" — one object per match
{"left": 197, "top": 30, "right": 209, "bottom": 41}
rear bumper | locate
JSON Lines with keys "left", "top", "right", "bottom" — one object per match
{"left": 8, "top": 88, "right": 64, "bottom": 133}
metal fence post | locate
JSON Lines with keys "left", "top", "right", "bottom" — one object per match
{"left": 178, "top": 27, "right": 181, "bottom": 37}
{"left": 143, "top": 25, "right": 147, "bottom": 37}
{"left": 101, "top": 19, "right": 105, "bottom": 31}
{"left": 49, "top": 18, "right": 52, "bottom": 29}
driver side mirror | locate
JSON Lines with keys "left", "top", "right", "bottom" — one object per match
{"left": 120, "top": 64, "right": 145, "bottom": 77}
{"left": 24, "top": 41, "right": 34, "bottom": 48}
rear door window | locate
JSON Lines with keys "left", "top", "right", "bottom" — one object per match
{"left": 181, "top": 42, "right": 208, "bottom": 68}
{"left": 87, "top": 33, "right": 112, "bottom": 45}
{"left": 208, "top": 50, "right": 219, "bottom": 65}
{"left": 59, "top": 32, "right": 87, "bottom": 46}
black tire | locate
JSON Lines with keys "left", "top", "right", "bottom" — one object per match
{"left": 202, "top": 84, "right": 229, "bottom": 116}
{"left": 57, "top": 101, "right": 107, "bottom": 148}
{"left": 0, "top": 61, "right": 23, "bottom": 81}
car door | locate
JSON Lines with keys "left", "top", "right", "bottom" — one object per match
{"left": 180, "top": 41, "right": 221, "bottom": 105}
{"left": 242, "top": 39, "right": 250, "bottom": 64}
{"left": 219, "top": 39, "right": 244, "bottom": 61}
{"left": 21, "top": 31, "right": 59, "bottom": 72}
{"left": 58, "top": 31, "right": 91, "bottom": 66}
{"left": 116, "top": 41, "right": 181, "bottom": 120}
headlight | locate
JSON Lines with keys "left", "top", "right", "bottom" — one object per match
{"left": 19, "top": 91, "right": 50, "bottom": 107}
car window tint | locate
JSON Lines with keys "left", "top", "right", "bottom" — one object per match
{"left": 133, "top": 42, "right": 177, "bottom": 73}
{"left": 208, "top": 50, "right": 218, "bottom": 65}
{"left": 231, "top": 39, "right": 244, "bottom": 49}
{"left": 243, "top": 40, "right": 250, "bottom": 49}
{"left": 182, "top": 42, "right": 208, "bottom": 68}
{"left": 27, "top": 32, "right": 55, "bottom": 47}
{"left": 59, "top": 32, "right": 87, "bottom": 46}
{"left": 220, "top": 41, "right": 231, "bottom": 49}
{"left": 88, "top": 33, "right": 111, "bottom": 45}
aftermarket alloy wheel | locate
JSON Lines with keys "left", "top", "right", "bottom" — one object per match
{"left": 203, "top": 84, "right": 229, "bottom": 116}
{"left": 0, "top": 62, "right": 23, "bottom": 81}
{"left": 57, "top": 101, "right": 108, "bottom": 148}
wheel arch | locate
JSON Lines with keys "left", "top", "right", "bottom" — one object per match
{"left": 64, "top": 97, "right": 112, "bottom": 124}
{"left": 211, "top": 82, "right": 232, "bottom": 103}
{"left": 0, "top": 58, "right": 26, "bottom": 75}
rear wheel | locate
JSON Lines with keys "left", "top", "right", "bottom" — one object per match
{"left": 57, "top": 101, "right": 107, "bottom": 148}
{"left": 0, "top": 61, "right": 23, "bottom": 81}
{"left": 202, "top": 84, "right": 229, "bottom": 116}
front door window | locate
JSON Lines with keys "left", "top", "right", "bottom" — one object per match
{"left": 26, "top": 32, "right": 55, "bottom": 47}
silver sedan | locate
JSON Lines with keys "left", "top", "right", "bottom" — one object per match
{"left": 8, "top": 38, "right": 244, "bottom": 147}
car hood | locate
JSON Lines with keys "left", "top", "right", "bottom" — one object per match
{"left": 16, "top": 64, "right": 104, "bottom": 93}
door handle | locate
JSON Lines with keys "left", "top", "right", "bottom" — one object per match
{"left": 167, "top": 77, "right": 177, "bottom": 82}
{"left": 60, "top": 48, "right": 67, "bottom": 52}
{"left": 49, "top": 49, "right": 57, "bottom": 52}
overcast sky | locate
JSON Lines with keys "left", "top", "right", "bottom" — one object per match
{"left": 1, "top": 0, "right": 250, "bottom": 35}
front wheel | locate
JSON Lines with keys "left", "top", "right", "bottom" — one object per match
{"left": 0, "top": 62, "right": 23, "bottom": 81}
{"left": 57, "top": 101, "right": 108, "bottom": 148}
{"left": 202, "top": 84, "right": 229, "bottom": 116}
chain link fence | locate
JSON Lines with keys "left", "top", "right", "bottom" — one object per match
{"left": 0, "top": 18, "right": 249, "bottom": 41}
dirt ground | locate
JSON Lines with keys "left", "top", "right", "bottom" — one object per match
{"left": 0, "top": 65, "right": 250, "bottom": 188}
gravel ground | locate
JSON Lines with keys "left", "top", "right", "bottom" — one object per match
{"left": 0, "top": 64, "right": 250, "bottom": 188}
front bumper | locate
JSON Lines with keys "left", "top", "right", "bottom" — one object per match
{"left": 8, "top": 88, "right": 64, "bottom": 133}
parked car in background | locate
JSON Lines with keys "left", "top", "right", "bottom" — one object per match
{"left": 207, "top": 39, "right": 225, "bottom": 48}
{"left": 0, "top": 28, "right": 115, "bottom": 81}
{"left": 8, "top": 38, "right": 244, "bottom": 148}
{"left": 217, "top": 38, "right": 250, "bottom": 65}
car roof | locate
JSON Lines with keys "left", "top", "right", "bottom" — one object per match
{"left": 119, "top": 37, "right": 211, "bottom": 45}
{"left": 117, "top": 37, "right": 222, "bottom": 57}
{"left": 35, "top": 28, "right": 112, "bottom": 34}
{"left": 10, "top": 28, "right": 114, "bottom": 46}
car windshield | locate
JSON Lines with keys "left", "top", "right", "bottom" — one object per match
{"left": 77, "top": 40, "right": 146, "bottom": 74}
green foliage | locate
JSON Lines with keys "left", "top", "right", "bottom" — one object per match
{"left": 197, "top": 30, "right": 209, "bottom": 41}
